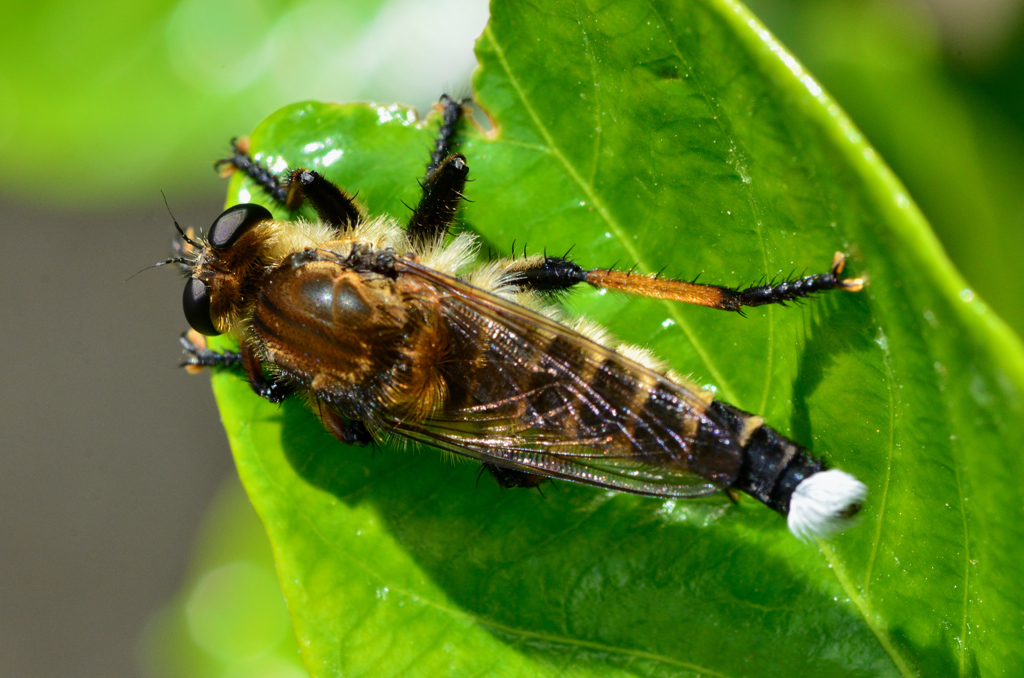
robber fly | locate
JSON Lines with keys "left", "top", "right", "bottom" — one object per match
{"left": 174, "top": 96, "right": 867, "bottom": 540}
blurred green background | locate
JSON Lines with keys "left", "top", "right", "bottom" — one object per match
{"left": 1, "top": 0, "right": 1021, "bottom": 677}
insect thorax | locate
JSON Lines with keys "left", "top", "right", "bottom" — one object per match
{"left": 249, "top": 245, "right": 449, "bottom": 422}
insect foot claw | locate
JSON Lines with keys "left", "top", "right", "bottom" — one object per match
{"left": 840, "top": 277, "right": 865, "bottom": 292}
{"left": 179, "top": 330, "right": 209, "bottom": 374}
{"left": 830, "top": 252, "right": 865, "bottom": 292}
{"left": 179, "top": 329, "right": 242, "bottom": 373}
{"left": 830, "top": 251, "right": 846, "bottom": 275}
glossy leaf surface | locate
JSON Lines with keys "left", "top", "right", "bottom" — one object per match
{"left": 212, "top": 0, "right": 1024, "bottom": 675}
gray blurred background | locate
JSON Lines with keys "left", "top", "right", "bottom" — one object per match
{"left": 1, "top": 0, "right": 1022, "bottom": 676}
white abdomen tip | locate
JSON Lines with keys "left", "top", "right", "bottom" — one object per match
{"left": 787, "top": 469, "right": 867, "bottom": 541}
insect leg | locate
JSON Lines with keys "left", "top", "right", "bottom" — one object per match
{"left": 239, "top": 340, "right": 293, "bottom": 404}
{"left": 406, "top": 95, "right": 470, "bottom": 244}
{"left": 282, "top": 169, "right": 363, "bottom": 230}
{"left": 498, "top": 252, "right": 862, "bottom": 311}
{"left": 179, "top": 330, "right": 242, "bottom": 373}
{"left": 216, "top": 139, "right": 362, "bottom": 230}
{"left": 482, "top": 463, "right": 547, "bottom": 489}
{"left": 501, "top": 256, "right": 588, "bottom": 293}
{"left": 407, "top": 153, "right": 470, "bottom": 244}
{"left": 215, "top": 138, "right": 290, "bottom": 206}
{"left": 180, "top": 332, "right": 290, "bottom": 403}
{"left": 583, "top": 252, "right": 863, "bottom": 310}
{"left": 318, "top": 407, "right": 373, "bottom": 446}
{"left": 427, "top": 94, "right": 468, "bottom": 176}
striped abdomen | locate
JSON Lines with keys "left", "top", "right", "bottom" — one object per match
{"left": 700, "top": 401, "right": 824, "bottom": 515}
{"left": 429, "top": 285, "right": 826, "bottom": 517}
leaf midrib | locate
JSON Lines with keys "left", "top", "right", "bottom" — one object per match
{"left": 637, "top": 0, "right": 778, "bottom": 418}
{"left": 483, "top": 5, "right": 921, "bottom": 677}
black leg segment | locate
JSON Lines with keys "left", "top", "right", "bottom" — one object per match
{"left": 216, "top": 140, "right": 362, "bottom": 231}
{"left": 240, "top": 340, "right": 293, "bottom": 404}
{"left": 285, "top": 169, "right": 362, "bottom": 231}
{"left": 179, "top": 331, "right": 242, "bottom": 369}
{"left": 482, "top": 463, "right": 547, "bottom": 489}
{"left": 505, "top": 256, "right": 588, "bottom": 293}
{"left": 320, "top": 407, "right": 374, "bottom": 446}
{"left": 427, "top": 94, "right": 468, "bottom": 176}
{"left": 407, "top": 153, "right": 470, "bottom": 243}
{"left": 215, "top": 138, "right": 291, "bottom": 207}
{"left": 180, "top": 330, "right": 290, "bottom": 402}
{"left": 735, "top": 253, "right": 863, "bottom": 308}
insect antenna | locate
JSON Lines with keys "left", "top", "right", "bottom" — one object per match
{"left": 161, "top": 191, "right": 203, "bottom": 249}
{"left": 124, "top": 257, "right": 192, "bottom": 282}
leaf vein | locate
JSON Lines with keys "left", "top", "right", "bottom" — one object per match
{"left": 819, "top": 542, "right": 916, "bottom": 678}
{"left": 572, "top": 0, "right": 604, "bottom": 187}
{"left": 864, "top": 327, "right": 896, "bottom": 592}
{"left": 642, "top": 0, "right": 779, "bottom": 413}
{"left": 953, "top": 450, "right": 971, "bottom": 676}
{"left": 299, "top": 502, "right": 735, "bottom": 678}
{"left": 481, "top": 24, "right": 739, "bottom": 403}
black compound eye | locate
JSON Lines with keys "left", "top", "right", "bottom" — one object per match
{"left": 183, "top": 277, "right": 221, "bottom": 336}
{"left": 207, "top": 203, "right": 272, "bottom": 250}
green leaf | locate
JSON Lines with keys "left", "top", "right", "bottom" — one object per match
{"left": 210, "top": 1, "right": 1024, "bottom": 675}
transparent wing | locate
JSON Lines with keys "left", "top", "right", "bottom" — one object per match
{"left": 388, "top": 259, "right": 743, "bottom": 498}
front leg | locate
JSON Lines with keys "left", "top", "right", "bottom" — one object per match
{"left": 216, "top": 139, "right": 363, "bottom": 230}
{"left": 407, "top": 95, "right": 471, "bottom": 244}
{"left": 215, "top": 138, "right": 290, "bottom": 206}
{"left": 181, "top": 332, "right": 370, "bottom": 444}
{"left": 407, "top": 154, "right": 469, "bottom": 244}
{"left": 426, "top": 94, "right": 468, "bottom": 176}
{"left": 239, "top": 340, "right": 293, "bottom": 404}
{"left": 180, "top": 331, "right": 293, "bottom": 403}
{"left": 282, "top": 169, "right": 363, "bottom": 230}
{"left": 179, "top": 330, "right": 242, "bottom": 374}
